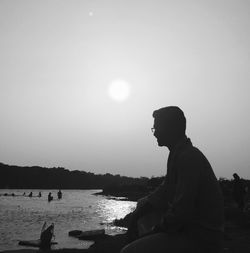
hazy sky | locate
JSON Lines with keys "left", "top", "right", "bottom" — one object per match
{"left": 1, "top": 0, "right": 250, "bottom": 179}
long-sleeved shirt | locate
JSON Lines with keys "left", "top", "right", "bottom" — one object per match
{"left": 147, "top": 137, "right": 224, "bottom": 232}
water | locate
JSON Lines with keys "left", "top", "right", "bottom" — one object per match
{"left": 0, "top": 189, "right": 136, "bottom": 251}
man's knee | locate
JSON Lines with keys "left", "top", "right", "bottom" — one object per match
{"left": 120, "top": 243, "right": 135, "bottom": 253}
{"left": 120, "top": 233, "right": 169, "bottom": 253}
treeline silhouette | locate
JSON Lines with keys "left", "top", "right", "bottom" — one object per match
{"left": 219, "top": 177, "right": 250, "bottom": 203}
{"left": 0, "top": 162, "right": 164, "bottom": 190}
{"left": 98, "top": 176, "right": 165, "bottom": 200}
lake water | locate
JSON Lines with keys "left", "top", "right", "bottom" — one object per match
{"left": 0, "top": 189, "right": 136, "bottom": 251}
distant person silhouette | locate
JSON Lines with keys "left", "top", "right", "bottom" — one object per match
{"left": 28, "top": 192, "right": 33, "bottom": 197}
{"left": 232, "top": 173, "right": 246, "bottom": 211}
{"left": 38, "top": 192, "right": 42, "bottom": 198}
{"left": 121, "top": 106, "right": 224, "bottom": 253}
{"left": 57, "top": 190, "right": 62, "bottom": 200}
{"left": 48, "top": 192, "right": 53, "bottom": 202}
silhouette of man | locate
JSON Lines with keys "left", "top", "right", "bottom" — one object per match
{"left": 48, "top": 192, "right": 53, "bottom": 202}
{"left": 57, "top": 190, "right": 62, "bottom": 200}
{"left": 232, "top": 173, "right": 246, "bottom": 211}
{"left": 121, "top": 106, "right": 224, "bottom": 253}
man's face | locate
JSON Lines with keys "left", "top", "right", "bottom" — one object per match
{"left": 153, "top": 118, "right": 173, "bottom": 147}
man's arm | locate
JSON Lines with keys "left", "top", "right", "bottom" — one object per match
{"left": 160, "top": 151, "right": 202, "bottom": 231}
{"left": 137, "top": 177, "right": 170, "bottom": 210}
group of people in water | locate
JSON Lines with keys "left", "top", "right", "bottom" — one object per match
{"left": 18, "top": 190, "right": 62, "bottom": 202}
{"left": 47, "top": 190, "right": 62, "bottom": 202}
{"left": 22, "top": 191, "right": 42, "bottom": 198}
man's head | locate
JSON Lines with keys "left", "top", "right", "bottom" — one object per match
{"left": 152, "top": 106, "right": 186, "bottom": 148}
{"left": 233, "top": 173, "right": 240, "bottom": 180}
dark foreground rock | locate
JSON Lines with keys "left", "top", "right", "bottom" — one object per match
{"left": 88, "top": 234, "right": 127, "bottom": 253}
{"left": 2, "top": 229, "right": 250, "bottom": 253}
{"left": 1, "top": 234, "right": 127, "bottom": 253}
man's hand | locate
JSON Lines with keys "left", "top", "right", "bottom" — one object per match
{"left": 158, "top": 213, "right": 183, "bottom": 233}
{"left": 127, "top": 199, "right": 154, "bottom": 242}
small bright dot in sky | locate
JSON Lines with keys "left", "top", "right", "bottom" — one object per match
{"left": 108, "top": 79, "right": 131, "bottom": 102}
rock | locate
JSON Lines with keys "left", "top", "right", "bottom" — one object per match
{"left": 89, "top": 234, "right": 128, "bottom": 253}
{"left": 69, "top": 229, "right": 107, "bottom": 240}
{"left": 68, "top": 230, "right": 82, "bottom": 237}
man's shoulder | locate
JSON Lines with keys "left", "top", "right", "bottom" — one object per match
{"left": 179, "top": 144, "right": 208, "bottom": 164}
{"left": 181, "top": 144, "right": 203, "bottom": 157}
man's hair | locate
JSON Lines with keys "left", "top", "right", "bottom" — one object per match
{"left": 152, "top": 106, "right": 186, "bottom": 135}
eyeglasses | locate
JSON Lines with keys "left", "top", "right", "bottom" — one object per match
{"left": 151, "top": 127, "right": 155, "bottom": 134}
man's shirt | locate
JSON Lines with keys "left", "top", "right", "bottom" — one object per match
{"left": 147, "top": 137, "right": 224, "bottom": 232}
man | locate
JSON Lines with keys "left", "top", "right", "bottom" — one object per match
{"left": 121, "top": 106, "right": 224, "bottom": 253}
{"left": 232, "top": 173, "right": 247, "bottom": 211}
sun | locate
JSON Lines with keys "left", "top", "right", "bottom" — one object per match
{"left": 108, "top": 79, "right": 131, "bottom": 102}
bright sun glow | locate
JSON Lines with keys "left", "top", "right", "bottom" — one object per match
{"left": 108, "top": 80, "right": 130, "bottom": 102}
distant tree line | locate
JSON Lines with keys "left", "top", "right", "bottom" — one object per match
{"left": 2, "top": 162, "right": 250, "bottom": 204}
{"left": 0, "top": 162, "right": 164, "bottom": 190}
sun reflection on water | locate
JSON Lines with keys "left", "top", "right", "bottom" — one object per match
{"left": 97, "top": 199, "right": 136, "bottom": 223}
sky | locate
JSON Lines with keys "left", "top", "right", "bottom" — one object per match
{"left": 0, "top": 0, "right": 250, "bottom": 179}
